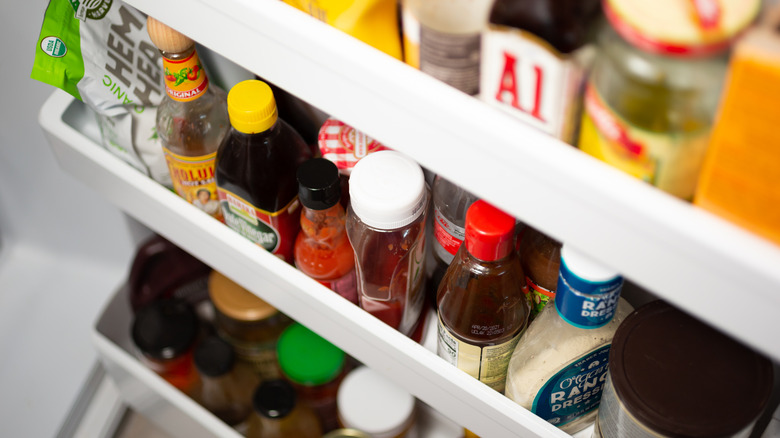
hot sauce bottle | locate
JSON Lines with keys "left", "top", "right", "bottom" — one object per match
{"left": 294, "top": 158, "right": 358, "bottom": 304}
{"left": 146, "top": 17, "right": 229, "bottom": 221}
{"left": 215, "top": 80, "right": 313, "bottom": 264}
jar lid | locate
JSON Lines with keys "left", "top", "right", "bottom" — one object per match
{"left": 322, "top": 429, "right": 372, "bottom": 438}
{"left": 610, "top": 301, "right": 773, "bottom": 437}
{"left": 131, "top": 298, "right": 198, "bottom": 360}
{"left": 227, "top": 80, "right": 278, "bottom": 134}
{"left": 348, "top": 151, "right": 427, "bottom": 230}
{"left": 194, "top": 336, "right": 235, "bottom": 377}
{"left": 318, "top": 118, "right": 390, "bottom": 175}
{"left": 277, "top": 323, "right": 345, "bottom": 386}
{"left": 337, "top": 367, "right": 416, "bottom": 438}
{"left": 464, "top": 200, "right": 516, "bottom": 262}
{"left": 297, "top": 158, "right": 341, "bottom": 210}
{"left": 603, "top": 0, "right": 760, "bottom": 56}
{"left": 208, "top": 270, "right": 278, "bottom": 322}
{"left": 253, "top": 379, "right": 297, "bottom": 419}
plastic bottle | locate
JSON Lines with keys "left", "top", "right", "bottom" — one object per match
{"left": 428, "top": 175, "right": 479, "bottom": 307}
{"left": 192, "top": 336, "right": 255, "bottom": 428}
{"left": 505, "top": 246, "right": 633, "bottom": 434}
{"left": 294, "top": 158, "right": 358, "bottom": 304}
{"left": 345, "top": 151, "right": 429, "bottom": 340}
{"left": 215, "top": 80, "right": 313, "bottom": 264}
{"left": 146, "top": 17, "right": 229, "bottom": 221}
{"left": 245, "top": 379, "right": 323, "bottom": 438}
{"left": 518, "top": 227, "right": 562, "bottom": 318}
{"left": 436, "top": 200, "right": 530, "bottom": 394}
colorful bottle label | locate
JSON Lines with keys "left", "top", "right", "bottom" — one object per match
{"left": 319, "top": 268, "right": 358, "bottom": 305}
{"left": 433, "top": 206, "right": 465, "bottom": 264}
{"left": 578, "top": 82, "right": 710, "bottom": 200}
{"left": 437, "top": 313, "right": 521, "bottom": 393}
{"left": 163, "top": 148, "right": 222, "bottom": 222}
{"left": 524, "top": 276, "right": 555, "bottom": 317}
{"left": 531, "top": 345, "right": 611, "bottom": 427}
{"left": 419, "top": 24, "right": 481, "bottom": 95}
{"left": 481, "top": 26, "right": 586, "bottom": 143}
{"left": 163, "top": 50, "right": 208, "bottom": 102}
{"left": 218, "top": 187, "right": 300, "bottom": 262}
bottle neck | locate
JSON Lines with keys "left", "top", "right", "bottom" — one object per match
{"left": 161, "top": 46, "right": 210, "bottom": 103}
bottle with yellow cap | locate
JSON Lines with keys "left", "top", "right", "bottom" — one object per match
{"left": 215, "top": 80, "right": 314, "bottom": 264}
{"left": 146, "top": 17, "right": 229, "bottom": 222}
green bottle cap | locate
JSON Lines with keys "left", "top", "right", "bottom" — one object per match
{"left": 277, "top": 323, "right": 345, "bottom": 386}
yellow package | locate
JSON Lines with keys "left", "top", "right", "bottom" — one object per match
{"left": 283, "top": 0, "right": 402, "bottom": 60}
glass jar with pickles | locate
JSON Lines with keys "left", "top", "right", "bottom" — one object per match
{"left": 578, "top": 0, "right": 760, "bottom": 200}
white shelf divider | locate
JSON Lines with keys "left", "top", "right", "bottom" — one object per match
{"left": 121, "top": 0, "right": 780, "bottom": 363}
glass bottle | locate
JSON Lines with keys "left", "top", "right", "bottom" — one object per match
{"left": 131, "top": 298, "right": 200, "bottom": 396}
{"left": 208, "top": 270, "right": 291, "bottom": 380}
{"left": 245, "top": 379, "right": 323, "bottom": 438}
{"left": 505, "top": 246, "right": 633, "bottom": 434}
{"left": 577, "top": 0, "right": 759, "bottom": 200}
{"left": 294, "top": 158, "right": 358, "bottom": 304}
{"left": 518, "top": 227, "right": 562, "bottom": 318}
{"left": 215, "top": 80, "right": 313, "bottom": 264}
{"left": 146, "top": 17, "right": 229, "bottom": 221}
{"left": 193, "top": 336, "right": 255, "bottom": 428}
{"left": 346, "top": 151, "right": 429, "bottom": 341}
{"left": 481, "top": 0, "right": 601, "bottom": 143}
{"left": 428, "top": 175, "right": 479, "bottom": 308}
{"left": 276, "top": 322, "right": 347, "bottom": 433}
{"left": 436, "top": 200, "right": 530, "bottom": 394}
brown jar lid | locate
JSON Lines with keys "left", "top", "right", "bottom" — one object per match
{"left": 610, "top": 301, "right": 772, "bottom": 437}
{"left": 208, "top": 270, "right": 278, "bottom": 322}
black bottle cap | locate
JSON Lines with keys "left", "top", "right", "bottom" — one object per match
{"left": 194, "top": 336, "right": 235, "bottom": 377}
{"left": 253, "top": 379, "right": 297, "bottom": 419}
{"left": 297, "top": 158, "right": 341, "bottom": 210}
{"left": 131, "top": 298, "right": 198, "bottom": 360}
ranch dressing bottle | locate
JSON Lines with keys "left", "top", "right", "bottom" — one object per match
{"left": 505, "top": 246, "right": 633, "bottom": 434}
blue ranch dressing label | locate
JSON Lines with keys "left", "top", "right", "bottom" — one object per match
{"left": 554, "top": 257, "right": 623, "bottom": 329}
{"left": 532, "top": 345, "right": 611, "bottom": 427}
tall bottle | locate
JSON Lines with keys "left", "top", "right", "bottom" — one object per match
{"left": 215, "top": 80, "right": 313, "bottom": 264}
{"left": 428, "top": 175, "right": 479, "bottom": 307}
{"left": 294, "top": 158, "right": 358, "bottom": 304}
{"left": 505, "top": 246, "right": 633, "bottom": 434}
{"left": 245, "top": 379, "right": 323, "bottom": 438}
{"left": 481, "top": 0, "right": 601, "bottom": 143}
{"left": 346, "top": 151, "right": 429, "bottom": 341}
{"left": 518, "top": 227, "right": 562, "bottom": 318}
{"left": 437, "top": 200, "right": 530, "bottom": 394}
{"left": 146, "top": 17, "right": 229, "bottom": 221}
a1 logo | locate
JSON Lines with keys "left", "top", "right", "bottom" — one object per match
{"left": 41, "top": 36, "right": 67, "bottom": 58}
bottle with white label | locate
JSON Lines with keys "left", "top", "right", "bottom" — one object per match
{"left": 504, "top": 245, "right": 633, "bottom": 434}
{"left": 481, "top": 0, "right": 600, "bottom": 143}
{"left": 436, "top": 200, "right": 530, "bottom": 394}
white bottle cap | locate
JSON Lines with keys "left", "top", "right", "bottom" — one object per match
{"left": 560, "top": 245, "right": 621, "bottom": 284}
{"left": 337, "top": 366, "right": 416, "bottom": 438}
{"left": 349, "top": 151, "right": 427, "bottom": 229}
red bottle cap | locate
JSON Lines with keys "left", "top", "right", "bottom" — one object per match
{"left": 464, "top": 201, "right": 516, "bottom": 262}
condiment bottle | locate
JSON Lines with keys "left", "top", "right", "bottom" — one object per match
{"left": 146, "top": 17, "right": 229, "bottom": 221}
{"left": 245, "top": 379, "right": 323, "bottom": 438}
{"left": 131, "top": 298, "right": 200, "bottom": 396}
{"left": 428, "top": 175, "right": 479, "bottom": 309}
{"left": 193, "top": 336, "right": 255, "bottom": 428}
{"left": 336, "top": 366, "right": 417, "bottom": 438}
{"left": 595, "top": 301, "right": 773, "bottom": 438}
{"left": 208, "top": 270, "right": 291, "bottom": 380}
{"left": 481, "top": 0, "right": 601, "bottom": 143}
{"left": 505, "top": 246, "right": 633, "bottom": 434}
{"left": 401, "top": 0, "right": 494, "bottom": 95}
{"left": 276, "top": 322, "right": 347, "bottom": 433}
{"left": 346, "top": 151, "right": 429, "bottom": 341}
{"left": 294, "top": 158, "right": 358, "bottom": 304}
{"left": 436, "top": 200, "right": 530, "bottom": 394}
{"left": 578, "top": 0, "right": 760, "bottom": 200}
{"left": 215, "top": 79, "right": 313, "bottom": 264}
{"left": 518, "top": 227, "right": 561, "bottom": 318}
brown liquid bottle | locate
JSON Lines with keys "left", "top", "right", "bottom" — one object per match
{"left": 215, "top": 80, "right": 314, "bottom": 264}
{"left": 436, "top": 200, "right": 530, "bottom": 394}
{"left": 480, "top": 0, "right": 601, "bottom": 144}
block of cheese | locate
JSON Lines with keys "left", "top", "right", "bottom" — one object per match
{"left": 694, "top": 24, "right": 780, "bottom": 246}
